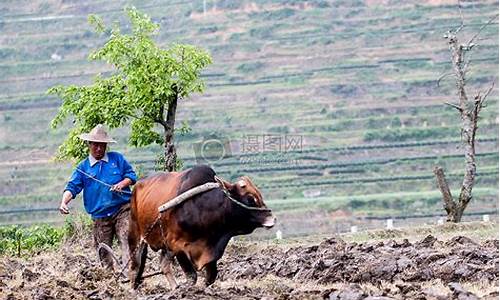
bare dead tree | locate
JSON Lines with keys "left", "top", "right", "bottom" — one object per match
{"left": 434, "top": 4, "right": 498, "bottom": 223}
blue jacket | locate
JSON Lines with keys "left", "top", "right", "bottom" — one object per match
{"left": 64, "top": 152, "right": 137, "bottom": 219}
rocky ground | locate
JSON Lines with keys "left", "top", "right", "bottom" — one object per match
{"left": 0, "top": 231, "right": 498, "bottom": 299}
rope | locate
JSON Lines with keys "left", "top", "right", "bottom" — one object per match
{"left": 222, "top": 188, "right": 272, "bottom": 212}
{"left": 115, "top": 213, "right": 163, "bottom": 281}
{"left": 75, "top": 168, "right": 132, "bottom": 195}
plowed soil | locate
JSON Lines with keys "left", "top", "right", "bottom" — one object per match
{"left": 0, "top": 233, "right": 498, "bottom": 299}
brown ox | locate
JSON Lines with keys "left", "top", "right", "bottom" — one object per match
{"left": 128, "top": 165, "right": 275, "bottom": 288}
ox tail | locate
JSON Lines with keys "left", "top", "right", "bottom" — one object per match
{"left": 127, "top": 181, "right": 150, "bottom": 288}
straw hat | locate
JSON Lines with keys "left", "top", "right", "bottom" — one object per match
{"left": 79, "top": 124, "right": 116, "bottom": 143}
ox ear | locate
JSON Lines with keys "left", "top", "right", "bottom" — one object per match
{"left": 214, "top": 175, "right": 234, "bottom": 191}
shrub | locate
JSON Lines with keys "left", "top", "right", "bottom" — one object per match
{"left": 198, "top": 26, "right": 218, "bottom": 34}
{"left": 217, "top": 0, "right": 244, "bottom": 10}
{"left": 237, "top": 62, "right": 265, "bottom": 74}
{"left": 256, "top": 8, "right": 295, "bottom": 20}
{"left": 390, "top": 117, "right": 402, "bottom": 127}
{"left": 363, "top": 127, "right": 458, "bottom": 142}
{"left": 0, "top": 225, "right": 64, "bottom": 256}
{"left": 269, "top": 125, "right": 290, "bottom": 134}
{"left": 63, "top": 213, "right": 93, "bottom": 240}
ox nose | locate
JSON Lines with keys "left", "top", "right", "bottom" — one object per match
{"left": 262, "top": 215, "right": 276, "bottom": 228}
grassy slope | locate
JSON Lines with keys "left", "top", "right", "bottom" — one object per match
{"left": 0, "top": 0, "right": 498, "bottom": 225}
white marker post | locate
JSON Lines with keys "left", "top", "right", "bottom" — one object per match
{"left": 275, "top": 230, "right": 282, "bottom": 240}
{"left": 437, "top": 218, "right": 444, "bottom": 225}
{"left": 350, "top": 225, "right": 358, "bottom": 233}
{"left": 386, "top": 219, "right": 394, "bottom": 229}
{"left": 483, "top": 214, "right": 490, "bottom": 222}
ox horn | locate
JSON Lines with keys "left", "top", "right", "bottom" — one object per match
{"left": 237, "top": 180, "right": 246, "bottom": 188}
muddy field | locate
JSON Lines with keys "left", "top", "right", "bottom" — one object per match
{"left": 0, "top": 231, "right": 498, "bottom": 299}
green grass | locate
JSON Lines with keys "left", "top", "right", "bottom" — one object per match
{"left": 0, "top": 224, "right": 64, "bottom": 256}
{"left": 0, "top": 212, "right": 93, "bottom": 256}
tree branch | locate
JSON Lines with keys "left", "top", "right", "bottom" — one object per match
{"left": 481, "top": 81, "right": 495, "bottom": 102}
{"left": 471, "top": 81, "right": 494, "bottom": 127}
{"left": 156, "top": 101, "right": 167, "bottom": 128}
{"left": 454, "top": 0, "right": 465, "bottom": 34}
{"left": 444, "top": 102, "right": 462, "bottom": 112}
{"left": 154, "top": 117, "right": 167, "bottom": 128}
{"left": 141, "top": 109, "right": 166, "bottom": 128}
{"left": 433, "top": 166, "right": 456, "bottom": 221}
{"left": 436, "top": 72, "right": 454, "bottom": 87}
{"left": 466, "top": 13, "right": 499, "bottom": 46}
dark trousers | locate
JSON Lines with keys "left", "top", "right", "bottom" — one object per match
{"left": 92, "top": 203, "right": 130, "bottom": 270}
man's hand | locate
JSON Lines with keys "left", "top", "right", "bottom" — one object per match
{"left": 59, "top": 190, "right": 73, "bottom": 215}
{"left": 110, "top": 178, "right": 133, "bottom": 193}
{"left": 110, "top": 182, "right": 125, "bottom": 192}
{"left": 59, "top": 202, "right": 70, "bottom": 214}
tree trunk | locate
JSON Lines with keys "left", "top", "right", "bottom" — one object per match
{"left": 456, "top": 114, "right": 476, "bottom": 222}
{"left": 163, "top": 92, "right": 178, "bottom": 172}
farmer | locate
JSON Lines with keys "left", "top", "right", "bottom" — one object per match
{"left": 58, "top": 124, "right": 137, "bottom": 271}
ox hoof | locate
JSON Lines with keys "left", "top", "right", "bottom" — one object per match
{"left": 131, "top": 281, "right": 141, "bottom": 290}
{"left": 167, "top": 280, "right": 179, "bottom": 291}
{"left": 176, "top": 282, "right": 195, "bottom": 290}
{"left": 129, "top": 274, "right": 143, "bottom": 290}
{"left": 204, "top": 279, "right": 216, "bottom": 287}
{"left": 127, "top": 288, "right": 139, "bottom": 297}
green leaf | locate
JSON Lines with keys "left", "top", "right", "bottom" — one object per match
{"left": 88, "top": 14, "right": 105, "bottom": 35}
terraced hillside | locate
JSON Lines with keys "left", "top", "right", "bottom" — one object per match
{"left": 0, "top": 0, "right": 498, "bottom": 231}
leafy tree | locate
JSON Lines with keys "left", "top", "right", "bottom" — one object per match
{"left": 49, "top": 7, "right": 212, "bottom": 171}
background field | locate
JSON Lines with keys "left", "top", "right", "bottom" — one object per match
{"left": 0, "top": 0, "right": 498, "bottom": 235}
